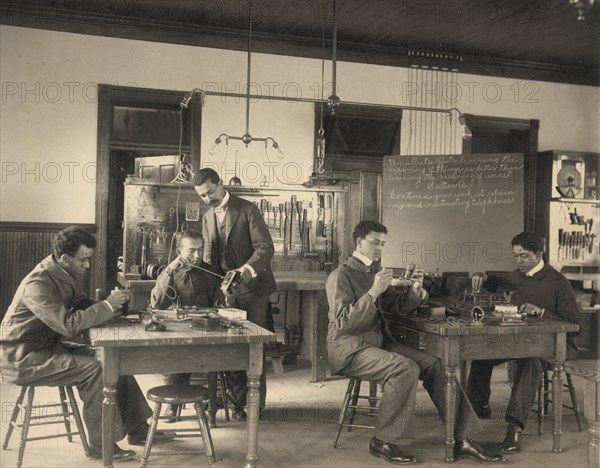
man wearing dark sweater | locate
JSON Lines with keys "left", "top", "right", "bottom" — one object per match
{"left": 467, "top": 231, "right": 581, "bottom": 454}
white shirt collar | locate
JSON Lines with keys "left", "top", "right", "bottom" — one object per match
{"left": 526, "top": 259, "right": 544, "bottom": 277}
{"left": 214, "top": 191, "right": 230, "bottom": 212}
{"left": 352, "top": 250, "right": 373, "bottom": 267}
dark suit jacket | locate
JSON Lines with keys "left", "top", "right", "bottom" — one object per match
{"left": 202, "top": 193, "right": 276, "bottom": 296}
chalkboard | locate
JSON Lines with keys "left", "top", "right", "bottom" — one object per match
{"left": 382, "top": 154, "right": 524, "bottom": 274}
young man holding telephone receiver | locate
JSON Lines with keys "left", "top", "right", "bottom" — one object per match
{"left": 326, "top": 220, "right": 504, "bottom": 464}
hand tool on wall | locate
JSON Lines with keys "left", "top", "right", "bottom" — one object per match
{"left": 304, "top": 220, "right": 318, "bottom": 258}
{"left": 323, "top": 193, "right": 334, "bottom": 237}
{"left": 279, "top": 203, "right": 285, "bottom": 238}
{"left": 290, "top": 205, "right": 296, "bottom": 248}
{"left": 558, "top": 228, "right": 564, "bottom": 262}
{"left": 271, "top": 203, "right": 277, "bottom": 235}
{"left": 283, "top": 211, "right": 289, "bottom": 257}
{"left": 316, "top": 192, "right": 325, "bottom": 237}
{"left": 296, "top": 201, "right": 304, "bottom": 244}
{"left": 266, "top": 201, "right": 272, "bottom": 230}
{"left": 290, "top": 195, "right": 297, "bottom": 248}
{"left": 568, "top": 232, "right": 574, "bottom": 259}
{"left": 285, "top": 202, "right": 292, "bottom": 250}
{"left": 300, "top": 208, "right": 307, "bottom": 259}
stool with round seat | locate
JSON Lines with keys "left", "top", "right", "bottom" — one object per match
{"left": 140, "top": 384, "right": 216, "bottom": 467}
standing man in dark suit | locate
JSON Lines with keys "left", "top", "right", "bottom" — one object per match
{"left": 193, "top": 168, "right": 276, "bottom": 421}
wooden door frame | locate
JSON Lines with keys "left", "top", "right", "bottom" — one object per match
{"left": 94, "top": 84, "right": 201, "bottom": 293}
{"left": 462, "top": 114, "right": 539, "bottom": 231}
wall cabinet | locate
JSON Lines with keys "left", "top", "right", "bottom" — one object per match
{"left": 117, "top": 178, "right": 347, "bottom": 378}
{"left": 536, "top": 150, "right": 599, "bottom": 280}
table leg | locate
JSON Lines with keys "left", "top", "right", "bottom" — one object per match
{"left": 552, "top": 362, "right": 564, "bottom": 453}
{"left": 245, "top": 342, "right": 263, "bottom": 468}
{"left": 444, "top": 365, "right": 457, "bottom": 463}
{"left": 305, "top": 290, "right": 328, "bottom": 382}
{"left": 459, "top": 360, "right": 469, "bottom": 391}
{"left": 587, "top": 380, "right": 599, "bottom": 468}
{"left": 101, "top": 348, "right": 119, "bottom": 468}
{"left": 207, "top": 372, "right": 218, "bottom": 428}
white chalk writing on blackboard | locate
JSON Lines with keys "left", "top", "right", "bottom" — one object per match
{"left": 385, "top": 154, "right": 523, "bottom": 216}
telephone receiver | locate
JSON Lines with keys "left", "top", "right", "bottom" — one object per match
{"left": 175, "top": 253, "right": 193, "bottom": 271}
{"left": 221, "top": 270, "right": 242, "bottom": 295}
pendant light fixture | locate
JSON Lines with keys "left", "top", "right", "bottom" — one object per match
{"left": 208, "top": 1, "right": 283, "bottom": 156}
{"left": 315, "top": 0, "right": 327, "bottom": 174}
{"left": 326, "top": 0, "right": 341, "bottom": 114}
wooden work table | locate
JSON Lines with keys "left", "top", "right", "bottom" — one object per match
{"left": 118, "top": 271, "right": 332, "bottom": 382}
{"left": 90, "top": 318, "right": 274, "bottom": 468}
{"left": 387, "top": 304, "right": 579, "bottom": 462}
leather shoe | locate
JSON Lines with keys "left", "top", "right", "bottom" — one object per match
{"left": 231, "top": 407, "right": 247, "bottom": 422}
{"left": 162, "top": 404, "right": 180, "bottom": 424}
{"left": 454, "top": 438, "right": 504, "bottom": 463}
{"left": 369, "top": 437, "right": 416, "bottom": 464}
{"left": 88, "top": 443, "right": 136, "bottom": 462}
{"left": 127, "top": 426, "right": 175, "bottom": 446}
{"left": 474, "top": 404, "right": 492, "bottom": 419}
{"left": 501, "top": 421, "right": 523, "bottom": 453}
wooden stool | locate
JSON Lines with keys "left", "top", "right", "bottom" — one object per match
{"left": 535, "top": 370, "right": 584, "bottom": 435}
{"left": 140, "top": 385, "right": 216, "bottom": 467}
{"left": 333, "top": 377, "right": 380, "bottom": 448}
{"left": 2, "top": 385, "right": 90, "bottom": 468}
{"left": 564, "top": 360, "right": 599, "bottom": 468}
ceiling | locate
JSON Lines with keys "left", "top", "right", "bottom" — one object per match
{"left": 2, "top": 0, "right": 599, "bottom": 85}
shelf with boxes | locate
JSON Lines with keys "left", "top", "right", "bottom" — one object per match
{"left": 118, "top": 178, "right": 347, "bottom": 380}
{"left": 536, "top": 151, "right": 599, "bottom": 274}
{"left": 120, "top": 177, "right": 347, "bottom": 284}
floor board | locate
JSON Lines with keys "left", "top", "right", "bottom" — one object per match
{"left": 0, "top": 359, "right": 590, "bottom": 467}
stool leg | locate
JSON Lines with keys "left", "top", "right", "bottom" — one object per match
{"left": 537, "top": 376, "right": 543, "bottom": 435}
{"left": 333, "top": 379, "right": 355, "bottom": 448}
{"left": 219, "top": 373, "right": 231, "bottom": 422}
{"left": 368, "top": 381, "right": 378, "bottom": 416}
{"left": 207, "top": 372, "right": 218, "bottom": 429}
{"left": 3, "top": 386, "right": 27, "bottom": 450}
{"left": 543, "top": 371, "right": 550, "bottom": 414}
{"left": 566, "top": 373, "right": 584, "bottom": 431}
{"left": 65, "top": 386, "right": 90, "bottom": 457}
{"left": 347, "top": 380, "right": 361, "bottom": 431}
{"left": 16, "top": 387, "right": 35, "bottom": 468}
{"left": 194, "top": 401, "right": 216, "bottom": 465}
{"left": 58, "top": 386, "right": 73, "bottom": 442}
{"left": 140, "top": 402, "right": 162, "bottom": 468}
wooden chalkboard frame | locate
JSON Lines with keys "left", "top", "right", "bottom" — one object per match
{"left": 382, "top": 153, "right": 524, "bottom": 274}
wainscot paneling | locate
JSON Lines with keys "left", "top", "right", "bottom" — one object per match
{"left": 0, "top": 222, "right": 96, "bottom": 320}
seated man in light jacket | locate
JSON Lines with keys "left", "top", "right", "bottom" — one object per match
{"left": 0, "top": 226, "right": 173, "bottom": 461}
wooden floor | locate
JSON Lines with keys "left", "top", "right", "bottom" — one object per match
{"left": 0, "top": 359, "right": 591, "bottom": 468}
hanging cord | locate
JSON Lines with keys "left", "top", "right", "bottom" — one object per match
{"left": 316, "top": 1, "right": 326, "bottom": 175}
{"left": 172, "top": 97, "right": 194, "bottom": 183}
{"left": 405, "top": 64, "right": 414, "bottom": 154}
{"left": 244, "top": 1, "right": 253, "bottom": 140}
{"left": 167, "top": 185, "right": 183, "bottom": 264}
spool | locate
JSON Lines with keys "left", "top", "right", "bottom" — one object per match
{"left": 471, "top": 306, "right": 485, "bottom": 324}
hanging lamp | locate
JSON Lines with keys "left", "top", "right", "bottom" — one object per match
{"left": 208, "top": 0, "right": 283, "bottom": 156}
